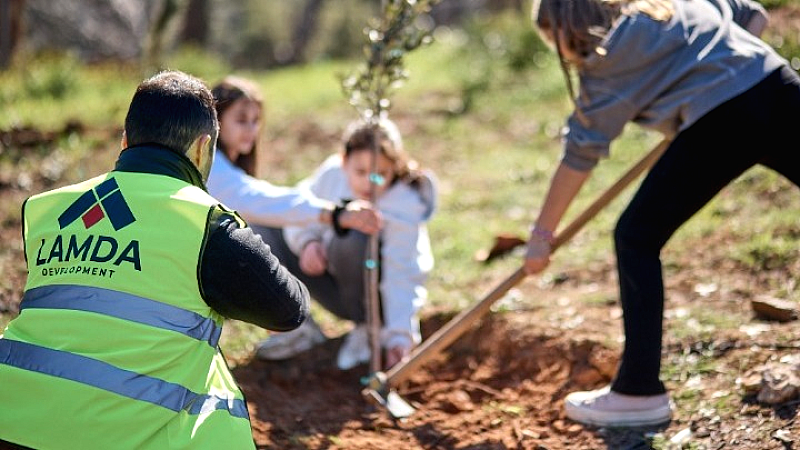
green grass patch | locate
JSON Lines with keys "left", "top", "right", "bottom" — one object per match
{"left": 0, "top": 53, "right": 140, "bottom": 131}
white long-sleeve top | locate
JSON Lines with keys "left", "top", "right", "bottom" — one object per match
{"left": 206, "top": 150, "right": 332, "bottom": 227}
{"left": 283, "top": 154, "right": 437, "bottom": 348}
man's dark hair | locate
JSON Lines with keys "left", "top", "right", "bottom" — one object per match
{"left": 124, "top": 70, "right": 218, "bottom": 154}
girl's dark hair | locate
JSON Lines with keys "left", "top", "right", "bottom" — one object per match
{"left": 125, "top": 70, "right": 218, "bottom": 155}
{"left": 343, "top": 118, "right": 423, "bottom": 188}
{"left": 211, "top": 76, "right": 264, "bottom": 177}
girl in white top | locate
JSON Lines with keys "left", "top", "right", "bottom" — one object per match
{"left": 206, "top": 76, "right": 384, "bottom": 361}
{"left": 206, "top": 76, "right": 381, "bottom": 232}
{"left": 265, "top": 118, "right": 437, "bottom": 370}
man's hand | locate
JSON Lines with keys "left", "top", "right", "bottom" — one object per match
{"left": 299, "top": 241, "right": 327, "bottom": 276}
{"left": 338, "top": 200, "right": 382, "bottom": 235}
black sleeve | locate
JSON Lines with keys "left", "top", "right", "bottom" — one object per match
{"left": 199, "top": 210, "right": 310, "bottom": 331}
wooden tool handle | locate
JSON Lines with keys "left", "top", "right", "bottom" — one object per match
{"left": 384, "top": 139, "right": 670, "bottom": 388}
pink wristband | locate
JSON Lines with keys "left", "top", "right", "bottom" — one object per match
{"left": 530, "top": 226, "right": 554, "bottom": 243}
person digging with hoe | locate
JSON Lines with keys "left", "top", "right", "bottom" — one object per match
{"left": 0, "top": 70, "right": 310, "bottom": 449}
{"left": 524, "top": 0, "right": 799, "bottom": 428}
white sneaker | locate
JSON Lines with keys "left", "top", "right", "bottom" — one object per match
{"left": 564, "top": 386, "right": 672, "bottom": 427}
{"left": 255, "top": 317, "right": 326, "bottom": 360}
{"left": 336, "top": 324, "right": 371, "bottom": 370}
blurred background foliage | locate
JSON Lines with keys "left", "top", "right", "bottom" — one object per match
{"left": 0, "top": 0, "right": 557, "bottom": 131}
{"left": 3, "top": 0, "right": 794, "bottom": 73}
{"left": 4, "top": 0, "right": 793, "bottom": 133}
{"left": 0, "top": 0, "right": 527, "bottom": 70}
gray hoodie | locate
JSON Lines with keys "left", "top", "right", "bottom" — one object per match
{"left": 563, "top": 0, "right": 787, "bottom": 171}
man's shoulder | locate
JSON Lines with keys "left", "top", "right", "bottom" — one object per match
{"left": 26, "top": 173, "right": 110, "bottom": 203}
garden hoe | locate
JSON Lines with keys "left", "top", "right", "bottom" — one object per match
{"left": 363, "top": 139, "right": 671, "bottom": 419}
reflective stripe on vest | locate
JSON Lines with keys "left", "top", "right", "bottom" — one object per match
{"left": 0, "top": 339, "right": 248, "bottom": 419}
{"left": 21, "top": 285, "right": 222, "bottom": 348}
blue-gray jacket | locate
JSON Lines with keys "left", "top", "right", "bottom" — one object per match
{"left": 563, "top": 0, "right": 787, "bottom": 171}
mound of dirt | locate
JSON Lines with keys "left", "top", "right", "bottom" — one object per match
{"left": 234, "top": 312, "right": 625, "bottom": 449}
{"left": 232, "top": 255, "right": 800, "bottom": 450}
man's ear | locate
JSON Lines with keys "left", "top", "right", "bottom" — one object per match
{"left": 188, "top": 134, "right": 214, "bottom": 181}
{"left": 120, "top": 131, "right": 127, "bottom": 150}
{"left": 188, "top": 134, "right": 212, "bottom": 165}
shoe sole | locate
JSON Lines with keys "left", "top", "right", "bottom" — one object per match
{"left": 336, "top": 351, "right": 371, "bottom": 370}
{"left": 255, "top": 337, "right": 326, "bottom": 361}
{"left": 564, "top": 403, "right": 672, "bottom": 428}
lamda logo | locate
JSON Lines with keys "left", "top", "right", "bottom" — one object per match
{"left": 36, "top": 177, "right": 141, "bottom": 275}
{"left": 58, "top": 177, "right": 136, "bottom": 231}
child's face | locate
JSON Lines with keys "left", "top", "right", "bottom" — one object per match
{"left": 218, "top": 98, "right": 261, "bottom": 160}
{"left": 343, "top": 148, "right": 396, "bottom": 201}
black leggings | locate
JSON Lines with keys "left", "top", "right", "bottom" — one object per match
{"left": 611, "top": 66, "right": 800, "bottom": 395}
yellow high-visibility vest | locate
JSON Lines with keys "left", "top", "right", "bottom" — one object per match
{"left": 0, "top": 171, "right": 255, "bottom": 449}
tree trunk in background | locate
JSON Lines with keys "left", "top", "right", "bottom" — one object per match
{"left": 179, "top": 0, "right": 208, "bottom": 46}
{"left": 144, "top": 0, "right": 188, "bottom": 70}
{"left": 282, "top": 0, "right": 325, "bottom": 65}
{"left": 0, "top": 0, "right": 10, "bottom": 69}
{"left": 0, "top": 0, "right": 24, "bottom": 69}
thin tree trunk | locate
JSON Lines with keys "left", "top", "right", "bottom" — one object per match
{"left": 282, "top": 0, "right": 325, "bottom": 65}
{"left": 0, "top": 0, "right": 23, "bottom": 69}
{"left": 365, "top": 122, "right": 383, "bottom": 374}
{"left": 144, "top": 0, "right": 187, "bottom": 71}
{"left": 0, "top": 0, "right": 10, "bottom": 69}
{"left": 179, "top": 0, "right": 208, "bottom": 46}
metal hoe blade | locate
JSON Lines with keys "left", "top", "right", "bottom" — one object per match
{"left": 363, "top": 371, "right": 416, "bottom": 419}
{"left": 364, "top": 388, "right": 415, "bottom": 419}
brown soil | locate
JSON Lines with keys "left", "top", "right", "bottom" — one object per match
{"left": 234, "top": 309, "right": 621, "bottom": 450}
{"left": 230, "top": 252, "right": 800, "bottom": 450}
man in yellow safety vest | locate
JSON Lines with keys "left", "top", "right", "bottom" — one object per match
{"left": 0, "top": 70, "right": 310, "bottom": 449}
